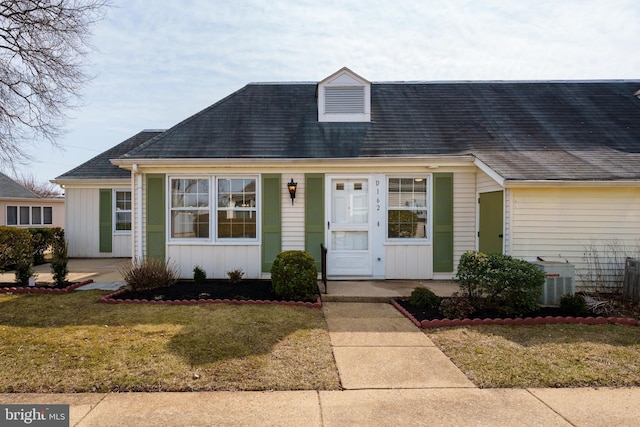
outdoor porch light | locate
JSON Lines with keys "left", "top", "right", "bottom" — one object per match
{"left": 287, "top": 178, "right": 297, "bottom": 205}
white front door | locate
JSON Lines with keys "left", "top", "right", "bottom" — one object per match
{"left": 326, "top": 177, "right": 372, "bottom": 276}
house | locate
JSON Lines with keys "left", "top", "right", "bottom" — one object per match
{"left": 54, "top": 68, "right": 640, "bottom": 283}
{"left": 0, "top": 172, "right": 64, "bottom": 229}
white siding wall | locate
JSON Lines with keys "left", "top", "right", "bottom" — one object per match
{"left": 65, "top": 188, "right": 101, "bottom": 257}
{"left": 476, "top": 170, "right": 503, "bottom": 193}
{"left": 167, "top": 245, "right": 261, "bottom": 279}
{"left": 454, "top": 170, "right": 477, "bottom": 272}
{"left": 509, "top": 187, "right": 640, "bottom": 284}
{"left": 281, "top": 173, "right": 305, "bottom": 251}
{"left": 385, "top": 245, "right": 432, "bottom": 279}
{"left": 65, "top": 187, "right": 131, "bottom": 257}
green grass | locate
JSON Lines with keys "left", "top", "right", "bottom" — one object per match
{"left": 0, "top": 291, "right": 340, "bottom": 392}
{"left": 427, "top": 324, "right": 640, "bottom": 388}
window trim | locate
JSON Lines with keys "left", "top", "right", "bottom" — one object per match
{"left": 215, "top": 176, "right": 259, "bottom": 243}
{"left": 6, "top": 205, "right": 53, "bottom": 226}
{"left": 385, "top": 175, "right": 432, "bottom": 243}
{"left": 113, "top": 189, "right": 132, "bottom": 234}
{"left": 166, "top": 175, "right": 261, "bottom": 245}
{"left": 168, "top": 176, "right": 212, "bottom": 242}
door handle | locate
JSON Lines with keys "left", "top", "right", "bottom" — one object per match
{"left": 499, "top": 234, "right": 503, "bottom": 238}
{"left": 327, "top": 221, "right": 330, "bottom": 230}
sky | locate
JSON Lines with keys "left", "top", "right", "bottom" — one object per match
{"left": 6, "top": 0, "right": 640, "bottom": 185}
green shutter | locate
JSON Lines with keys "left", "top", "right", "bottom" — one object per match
{"left": 262, "top": 174, "right": 281, "bottom": 273}
{"left": 305, "top": 173, "right": 324, "bottom": 271}
{"left": 99, "top": 189, "right": 112, "bottom": 253}
{"left": 146, "top": 174, "right": 166, "bottom": 260}
{"left": 433, "top": 173, "right": 454, "bottom": 272}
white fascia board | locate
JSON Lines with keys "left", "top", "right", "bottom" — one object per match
{"left": 473, "top": 158, "right": 506, "bottom": 187}
{"left": 112, "top": 155, "right": 476, "bottom": 170}
{"left": 504, "top": 179, "right": 640, "bottom": 188}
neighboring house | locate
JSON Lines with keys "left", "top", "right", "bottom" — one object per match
{"left": 54, "top": 68, "right": 640, "bottom": 282}
{"left": 0, "top": 172, "right": 64, "bottom": 229}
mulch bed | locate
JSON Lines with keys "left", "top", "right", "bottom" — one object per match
{"left": 393, "top": 298, "right": 639, "bottom": 329}
{"left": 100, "top": 279, "right": 322, "bottom": 308}
{"left": 0, "top": 280, "right": 93, "bottom": 294}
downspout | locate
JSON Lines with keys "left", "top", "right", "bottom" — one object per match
{"left": 133, "top": 164, "right": 143, "bottom": 260}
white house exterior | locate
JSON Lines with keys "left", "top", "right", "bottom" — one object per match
{"left": 54, "top": 68, "right": 640, "bottom": 285}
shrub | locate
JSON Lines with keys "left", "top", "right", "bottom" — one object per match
{"left": 121, "top": 257, "right": 178, "bottom": 291}
{"left": 227, "top": 268, "right": 244, "bottom": 284}
{"left": 0, "top": 226, "right": 32, "bottom": 272}
{"left": 28, "top": 228, "right": 57, "bottom": 265}
{"left": 193, "top": 265, "right": 206, "bottom": 285}
{"left": 439, "top": 292, "right": 476, "bottom": 319}
{"left": 454, "top": 251, "right": 545, "bottom": 316}
{"left": 559, "top": 293, "right": 587, "bottom": 316}
{"left": 50, "top": 229, "right": 68, "bottom": 286}
{"left": 409, "top": 287, "right": 441, "bottom": 309}
{"left": 271, "top": 250, "right": 318, "bottom": 301}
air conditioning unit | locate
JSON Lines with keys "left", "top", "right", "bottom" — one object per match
{"left": 532, "top": 261, "right": 575, "bottom": 305}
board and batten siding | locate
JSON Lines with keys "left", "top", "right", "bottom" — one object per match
{"left": 167, "top": 245, "right": 261, "bottom": 279}
{"left": 65, "top": 187, "right": 131, "bottom": 258}
{"left": 508, "top": 187, "right": 640, "bottom": 284}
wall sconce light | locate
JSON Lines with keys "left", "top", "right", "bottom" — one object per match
{"left": 287, "top": 178, "right": 297, "bottom": 205}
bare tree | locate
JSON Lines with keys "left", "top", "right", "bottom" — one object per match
{"left": 13, "top": 172, "right": 62, "bottom": 197}
{"left": 0, "top": 0, "right": 109, "bottom": 167}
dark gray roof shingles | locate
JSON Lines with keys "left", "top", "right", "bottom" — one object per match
{"left": 0, "top": 172, "right": 40, "bottom": 198}
{"left": 56, "top": 130, "right": 164, "bottom": 179}
{"left": 74, "top": 81, "right": 640, "bottom": 182}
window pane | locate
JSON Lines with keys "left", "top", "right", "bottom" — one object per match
{"left": 217, "top": 178, "right": 257, "bottom": 239}
{"left": 116, "top": 212, "right": 131, "bottom": 231}
{"left": 171, "top": 178, "right": 210, "bottom": 239}
{"left": 387, "top": 177, "right": 429, "bottom": 239}
{"left": 19, "top": 207, "right": 30, "bottom": 225}
{"left": 32, "top": 207, "right": 42, "bottom": 224}
{"left": 116, "top": 191, "right": 131, "bottom": 210}
{"left": 6, "top": 206, "right": 17, "bottom": 225}
{"left": 43, "top": 207, "right": 53, "bottom": 224}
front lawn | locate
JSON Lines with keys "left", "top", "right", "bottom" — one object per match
{"left": 0, "top": 291, "right": 340, "bottom": 392}
{"left": 428, "top": 324, "right": 640, "bottom": 388}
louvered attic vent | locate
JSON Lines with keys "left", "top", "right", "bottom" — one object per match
{"left": 318, "top": 67, "right": 371, "bottom": 122}
{"left": 324, "top": 86, "right": 365, "bottom": 114}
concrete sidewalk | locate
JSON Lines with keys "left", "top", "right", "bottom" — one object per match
{"left": 2, "top": 294, "right": 640, "bottom": 425}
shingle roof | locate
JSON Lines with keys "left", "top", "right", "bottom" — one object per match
{"left": 119, "top": 80, "right": 640, "bottom": 181}
{"left": 56, "top": 130, "right": 164, "bottom": 180}
{"left": 0, "top": 172, "right": 40, "bottom": 199}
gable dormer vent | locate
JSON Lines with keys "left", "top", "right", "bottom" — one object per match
{"left": 318, "top": 67, "right": 371, "bottom": 122}
{"left": 325, "top": 86, "right": 365, "bottom": 114}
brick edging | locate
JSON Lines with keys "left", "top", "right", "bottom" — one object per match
{"left": 98, "top": 289, "right": 323, "bottom": 309}
{"left": 390, "top": 299, "right": 639, "bottom": 329}
{"left": 0, "top": 280, "right": 94, "bottom": 294}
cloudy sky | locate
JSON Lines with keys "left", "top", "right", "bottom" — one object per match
{"left": 9, "top": 0, "right": 640, "bottom": 184}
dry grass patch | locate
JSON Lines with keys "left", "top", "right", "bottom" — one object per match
{"left": 0, "top": 291, "right": 340, "bottom": 392}
{"left": 428, "top": 324, "right": 640, "bottom": 388}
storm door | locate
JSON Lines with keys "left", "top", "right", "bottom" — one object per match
{"left": 326, "top": 178, "right": 372, "bottom": 276}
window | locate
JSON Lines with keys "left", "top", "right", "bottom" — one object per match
{"left": 217, "top": 178, "right": 257, "bottom": 239}
{"left": 387, "top": 177, "right": 429, "bottom": 240}
{"left": 43, "top": 207, "right": 52, "bottom": 225}
{"left": 170, "top": 178, "right": 210, "bottom": 239}
{"left": 115, "top": 191, "right": 132, "bottom": 232}
{"left": 32, "top": 207, "right": 42, "bottom": 224}
{"left": 6, "top": 206, "right": 17, "bottom": 225}
{"left": 5, "top": 205, "right": 53, "bottom": 226}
